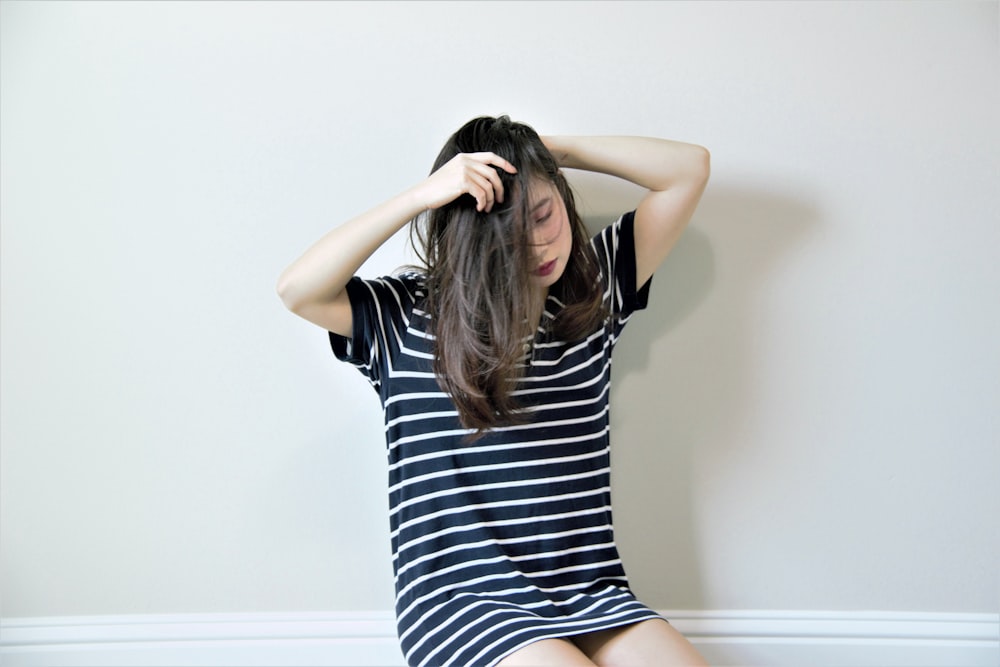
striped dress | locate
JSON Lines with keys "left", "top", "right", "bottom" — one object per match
{"left": 329, "top": 212, "right": 663, "bottom": 666}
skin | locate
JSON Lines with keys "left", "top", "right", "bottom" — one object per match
{"left": 526, "top": 179, "right": 574, "bottom": 324}
{"left": 276, "top": 135, "right": 710, "bottom": 338}
{"left": 276, "top": 151, "right": 518, "bottom": 338}
{"left": 496, "top": 619, "right": 710, "bottom": 667}
{"left": 278, "top": 132, "right": 711, "bottom": 666}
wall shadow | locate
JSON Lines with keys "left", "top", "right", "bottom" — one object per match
{"left": 585, "top": 184, "right": 821, "bottom": 610}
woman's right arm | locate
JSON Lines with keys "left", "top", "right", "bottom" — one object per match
{"left": 276, "top": 152, "right": 516, "bottom": 336}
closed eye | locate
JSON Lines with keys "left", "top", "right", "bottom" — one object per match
{"left": 531, "top": 196, "right": 551, "bottom": 218}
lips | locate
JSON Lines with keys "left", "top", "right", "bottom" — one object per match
{"left": 534, "top": 259, "right": 557, "bottom": 277}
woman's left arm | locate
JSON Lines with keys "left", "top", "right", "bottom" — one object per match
{"left": 542, "top": 135, "right": 710, "bottom": 287}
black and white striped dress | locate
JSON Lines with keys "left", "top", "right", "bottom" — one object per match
{"left": 330, "top": 212, "right": 663, "bottom": 667}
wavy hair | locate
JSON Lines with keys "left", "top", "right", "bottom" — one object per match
{"left": 410, "top": 116, "right": 606, "bottom": 435}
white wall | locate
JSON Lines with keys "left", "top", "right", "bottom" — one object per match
{"left": 2, "top": 0, "right": 997, "bottom": 620}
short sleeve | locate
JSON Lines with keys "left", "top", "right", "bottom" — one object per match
{"left": 328, "top": 273, "right": 424, "bottom": 394}
{"left": 591, "top": 211, "right": 652, "bottom": 326}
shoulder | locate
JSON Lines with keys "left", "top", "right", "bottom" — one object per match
{"left": 589, "top": 211, "right": 636, "bottom": 271}
{"left": 589, "top": 211, "right": 649, "bottom": 318}
{"left": 351, "top": 270, "right": 427, "bottom": 302}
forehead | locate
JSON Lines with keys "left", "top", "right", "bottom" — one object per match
{"left": 527, "top": 179, "right": 558, "bottom": 207}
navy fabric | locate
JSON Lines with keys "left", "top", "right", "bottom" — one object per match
{"left": 329, "top": 212, "right": 660, "bottom": 666}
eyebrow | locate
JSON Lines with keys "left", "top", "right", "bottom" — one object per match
{"left": 531, "top": 197, "right": 551, "bottom": 213}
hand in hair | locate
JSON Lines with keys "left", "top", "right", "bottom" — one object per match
{"left": 416, "top": 152, "right": 517, "bottom": 213}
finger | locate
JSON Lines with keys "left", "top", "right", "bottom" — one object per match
{"left": 476, "top": 174, "right": 496, "bottom": 211}
{"left": 461, "top": 168, "right": 498, "bottom": 212}
{"left": 471, "top": 162, "right": 506, "bottom": 205}
{"left": 466, "top": 179, "right": 489, "bottom": 212}
{"left": 470, "top": 152, "right": 518, "bottom": 174}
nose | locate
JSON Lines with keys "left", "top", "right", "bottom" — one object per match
{"left": 530, "top": 226, "right": 555, "bottom": 248}
{"left": 529, "top": 238, "right": 550, "bottom": 263}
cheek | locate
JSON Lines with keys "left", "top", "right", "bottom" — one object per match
{"left": 559, "top": 217, "right": 573, "bottom": 252}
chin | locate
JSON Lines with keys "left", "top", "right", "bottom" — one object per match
{"left": 536, "top": 269, "right": 565, "bottom": 290}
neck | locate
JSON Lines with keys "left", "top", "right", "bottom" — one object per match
{"left": 529, "top": 287, "right": 549, "bottom": 332}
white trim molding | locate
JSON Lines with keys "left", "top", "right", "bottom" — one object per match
{"left": 669, "top": 610, "right": 999, "bottom": 667}
{"left": 1, "top": 609, "right": 997, "bottom": 666}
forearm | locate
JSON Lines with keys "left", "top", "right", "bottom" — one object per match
{"left": 541, "top": 135, "right": 709, "bottom": 192}
{"left": 276, "top": 186, "right": 425, "bottom": 311}
{"left": 544, "top": 134, "right": 709, "bottom": 287}
{"left": 277, "top": 151, "right": 516, "bottom": 319}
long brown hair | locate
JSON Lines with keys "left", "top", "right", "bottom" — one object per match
{"left": 410, "top": 116, "right": 606, "bottom": 435}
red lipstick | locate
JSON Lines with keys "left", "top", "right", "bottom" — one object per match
{"left": 534, "top": 259, "right": 557, "bottom": 277}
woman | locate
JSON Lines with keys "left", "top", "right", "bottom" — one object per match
{"left": 278, "top": 116, "right": 710, "bottom": 667}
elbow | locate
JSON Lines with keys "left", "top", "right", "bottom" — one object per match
{"left": 693, "top": 145, "right": 711, "bottom": 185}
{"left": 662, "top": 144, "right": 710, "bottom": 192}
{"left": 275, "top": 271, "right": 304, "bottom": 313}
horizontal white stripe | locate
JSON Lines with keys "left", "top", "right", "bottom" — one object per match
{"left": 519, "top": 328, "right": 605, "bottom": 367}
{"left": 383, "top": 338, "right": 610, "bottom": 387}
{"left": 389, "top": 466, "right": 609, "bottom": 523}
{"left": 384, "top": 390, "right": 449, "bottom": 409}
{"left": 444, "top": 595, "right": 642, "bottom": 666}
{"left": 397, "top": 558, "right": 625, "bottom": 639}
{"left": 388, "top": 447, "right": 607, "bottom": 496}
{"left": 401, "top": 580, "right": 631, "bottom": 652}
{"left": 393, "top": 504, "right": 611, "bottom": 564}
{"left": 517, "top": 343, "right": 611, "bottom": 383}
{"left": 415, "top": 587, "right": 635, "bottom": 666}
{"left": 394, "top": 525, "right": 609, "bottom": 580}
{"left": 387, "top": 406, "right": 608, "bottom": 454}
{"left": 396, "top": 541, "right": 616, "bottom": 603}
{"left": 388, "top": 425, "right": 475, "bottom": 452}
{"left": 512, "top": 359, "right": 609, "bottom": 397}
{"left": 386, "top": 410, "right": 458, "bottom": 430}
{"left": 406, "top": 326, "right": 434, "bottom": 340}
{"left": 381, "top": 357, "right": 610, "bottom": 420}
{"left": 384, "top": 383, "right": 610, "bottom": 449}
{"left": 516, "top": 383, "right": 611, "bottom": 414}
{"left": 386, "top": 369, "right": 436, "bottom": 380}
{"left": 394, "top": 345, "right": 435, "bottom": 362}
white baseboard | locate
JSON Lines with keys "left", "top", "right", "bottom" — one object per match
{"left": 1, "top": 609, "right": 997, "bottom": 666}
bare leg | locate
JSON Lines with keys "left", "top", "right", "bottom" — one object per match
{"left": 572, "top": 619, "right": 709, "bottom": 667}
{"left": 496, "top": 637, "right": 598, "bottom": 667}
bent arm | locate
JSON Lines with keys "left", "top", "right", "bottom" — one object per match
{"left": 542, "top": 135, "right": 710, "bottom": 287}
{"left": 276, "top": 152, "right": 517, "bottom": 336}
{"left": 276, "top": 189, "right": 427, "bottom": 336}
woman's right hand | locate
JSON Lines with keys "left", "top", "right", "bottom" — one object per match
{"left": 417, "top": 152, "right": 518, "bottom": 213}
{"left": 277, "top": 153, "right": 516, "bottom": 337}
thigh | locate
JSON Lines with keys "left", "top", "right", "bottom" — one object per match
{"left": 496, "top": 637, "right": 597, "bottom": 667}
{"left": 572, "top": 619, "right": 709, "bottom": 667}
